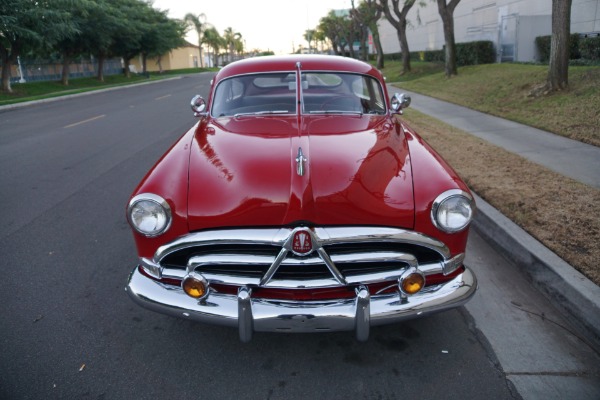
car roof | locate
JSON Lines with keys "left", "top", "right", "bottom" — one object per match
{"left": 214, "top": 55, "right": 383, "bottom": 82}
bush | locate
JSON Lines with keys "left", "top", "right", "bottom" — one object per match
{"left": 378, "top": 40, "right": 495, "bottom": 66}
{"left": 423, "top": 49, "right": 445, "bottom": 62}
{"left": 456, "top": 41, "right": 496, "bottom": 65}
{"left": 408, "top": 41, "right": 495, "bottom": 65}
{"left": 535, "top": 34, "right": 583, "bottom": 62}
{"left": 579, "top": 36, "right": 600, "bottom": 61}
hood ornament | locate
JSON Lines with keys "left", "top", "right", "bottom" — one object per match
{"left": 295, "top": 147, "right": 307, "bottom": 176}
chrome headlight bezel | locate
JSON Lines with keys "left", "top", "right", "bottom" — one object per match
{"left": 431, "top": 190, "right": 475, "bottom": 234}
{"left": 127, "top": 193, "right": 172, "bottom": 237}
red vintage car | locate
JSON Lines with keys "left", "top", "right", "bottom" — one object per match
{"left": 125, "top": 55, "right": 476, "bottom": 342}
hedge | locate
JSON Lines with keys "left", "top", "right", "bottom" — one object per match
{"left": 535, "top": 34, "right": 600, "bottom": 63}
{"left": 369, "top": 40, "right": 495, "bottom": 66}
{"left": 579, "top": 36, "right": 600, "bottom": 61}
{"left": 407, "top": 40, "right": 495, "bottom": 65}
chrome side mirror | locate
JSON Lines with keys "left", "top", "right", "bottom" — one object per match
{"left": 391, "top": 92, "right": 411, "bottom": 114}
{"left": 191, "top": 95, "right": 207, "bottom": 117}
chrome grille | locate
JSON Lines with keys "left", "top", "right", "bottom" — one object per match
{"left": 146, "top": 227, "right": 456, "bottom": 289}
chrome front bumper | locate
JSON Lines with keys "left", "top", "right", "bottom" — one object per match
{"left": 126, "top": 265, "right": 477, "bottom": 342}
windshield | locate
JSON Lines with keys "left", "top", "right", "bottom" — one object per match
{"left": 210, "top": 71, "right": 386, "bottom": 117}
{"left": 211, "top": 72, "right": 297, "bottom": 117}
{"left": 302, "top": 72, "right": 386, "bottom": 115}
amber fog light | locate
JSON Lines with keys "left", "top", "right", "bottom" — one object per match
{"left": 182, "top": 273, "right": 209, "bottom": 299}
{"left": 399, "top": 269, "right": 425, "bottom": 295}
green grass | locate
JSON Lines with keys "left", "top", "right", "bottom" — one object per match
{"left": 376, "top": 60, "right": 445, "bottom": 83}
{"left": 0, "top": 67, "right": 216, "bottom": 105}
{"left": 386, "top": 62, "right": 600, "bottom": 147}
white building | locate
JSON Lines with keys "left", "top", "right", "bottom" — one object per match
{"left": 378, "top": 0, "right": 600, "bottom": 62}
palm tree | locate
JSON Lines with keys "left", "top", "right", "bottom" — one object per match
{"left": 314, "top": 30, "right": 326, "bottom": 53}
{"left": 234, "top": 37, "right": 244, "bottom": 57}
{"left": 203, "top": 27, "right": 224, "bottom": 67}
{"left": 184, "top": 13, "right": 207, "bottom": 67}
{"left": 223, "top": 27, "right": 242, "bottom": 64}
{"left": 304, "top": 29, "right": 316, "bottom": 53}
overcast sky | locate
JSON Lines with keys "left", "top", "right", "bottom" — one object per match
{"left": 151, "top": 0, "right": 352, "bottom": 54}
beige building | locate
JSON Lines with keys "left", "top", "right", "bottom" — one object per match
{"left": 130, "top": 42, "right": 202, "bottom": 72}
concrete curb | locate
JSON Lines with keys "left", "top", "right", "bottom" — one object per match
{"left": 0, "top": 76, "right": 183, "bottom": 113}
{"left": 472, "top": 192, "right": 600, "bottom": 349}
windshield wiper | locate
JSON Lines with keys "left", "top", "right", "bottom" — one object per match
{"left": 308, "top": 110, "right": 363, "bottom": 116}
{"left": 234, "top": 110, "right": 290, "bottom": 118}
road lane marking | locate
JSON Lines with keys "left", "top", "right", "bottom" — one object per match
{"left": 155, "top": 94, "right": 172, "bottom": 100}
{"left": 64, "top": 114, "right": 106, "bottom": 129}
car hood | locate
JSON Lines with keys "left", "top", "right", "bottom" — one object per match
{"left": 187, "top": 115, "right": 414, "bottom": 231}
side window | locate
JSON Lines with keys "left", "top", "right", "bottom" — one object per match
{"left": 352, "top": 77, "right": 370, "bottom": 98}
{"left": 352, "top": 76, "right": 386, "bottom": 114}
{"left": 211, "top": 78, "right": 244, "bottom": 117}
{"left": 220, "top": 79, "right": 244, "bottom": 103}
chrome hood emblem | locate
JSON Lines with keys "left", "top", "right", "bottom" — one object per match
{"left": 295, "top": 147, "right": 307, "bottom": 176}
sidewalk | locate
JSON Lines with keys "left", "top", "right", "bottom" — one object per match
{"left": 390, "top": 86, "right": 600, "bottom": 349}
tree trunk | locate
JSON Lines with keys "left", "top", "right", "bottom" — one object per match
{"left": 360, "top": 28, "right": 368, "bottom": 61}
{"left": 373, "top": 29, "right": 384, "bottom": 69}
{"left": 0, "top": 48, "right": 12, "bottom": 93}
{"left": 547, "top": 0, "right": 572, "bottom": 91}
{"left": 379, "top": 0, "right": 415, "bottom": 73}
{"left": 123, "top": 57, "right": 131, "bottom": 78}
{"left": 437, "top": 0, "right": 460, "bottom": 77}
{"left": 332, "top": 42, "right": 340, "bottom": 56}
{"left": 346, "top": 36, "right": 356, "bottom": 59}
{"left": 157, "top": 55, "right": 163, "bottom": 73}
{"left": 441, "top": 13, "right": 457, "bottom": 76}
{"left": 142, "top": 53, "right": 147, "bottom": 75}
{"left": 398, "top": 20, "right": 411, "bottom": 74}
{"left": 97, "top": 55, "right": 105, "bottom": 82}
{"left": 61, "top": 52, "right": 71, "bottom": 86}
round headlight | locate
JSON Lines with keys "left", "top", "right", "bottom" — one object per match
{"left": 127, "top": 194, "right": 172, "bottom": 237}
{"left": 431, "top": 190, "right": 474, "bottom": 233}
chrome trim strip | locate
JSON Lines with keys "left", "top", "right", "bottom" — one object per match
{"left": 148, "top": 260, "right": 448, "bottom": 289}
{"left": 443, "top": 253, "right": 465, "bottom": 275}
{"left": 260, "top": 248, "right": 288, "bottom": 286}
{"left": 153, "top": 226, "right": 450, "bottom": 264}
{"left": 188, "top": 251, "right": 417, "bottom": 268}
{"left": 182, "top": 251, "right": 421, "bottom": 289}
{"left": 140, "top": 257, "right": 161, "bottom": 279}
{"left": 317, "top": 247, "right": 347, "bottom": 285}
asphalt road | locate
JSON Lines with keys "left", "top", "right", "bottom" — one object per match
{"left": 1, "top": 74, "right": 598, "bottom": 399}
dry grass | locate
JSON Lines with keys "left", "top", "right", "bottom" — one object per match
{"left": 396, "top": 64, "right": 600, "bottom": 147}
{"left": 401, "top": 109, "right": 600, "bottom": 285}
